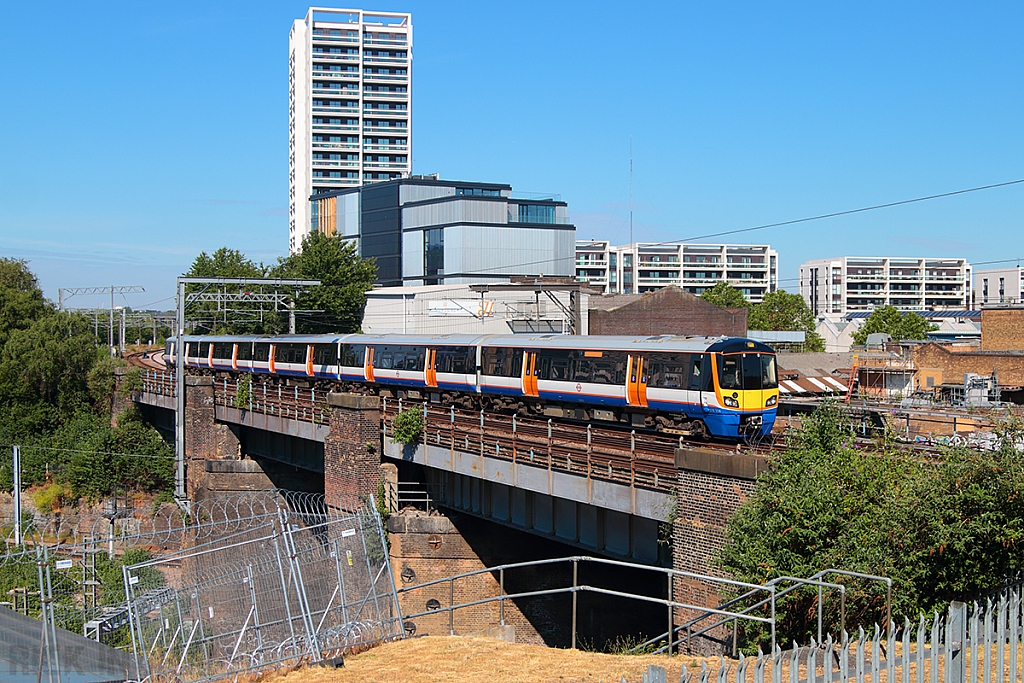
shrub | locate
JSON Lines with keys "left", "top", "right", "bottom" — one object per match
{"left": 391, "top": 407, "right": 424, "bottom": 445}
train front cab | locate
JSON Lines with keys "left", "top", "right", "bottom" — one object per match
{"left": 707, "top": 339, "right": 779, "bottom": 438}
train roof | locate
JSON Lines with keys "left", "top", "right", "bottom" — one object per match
{"left": 172, "top": 333, "right": 775, "bottom": 354}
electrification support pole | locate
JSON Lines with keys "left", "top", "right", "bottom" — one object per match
{"left": 288, "top": 300, "right": 296, "bottom": 334}
{"left": 109, "top": 287, "right": 115, "bottom": 356}
{"left": 175, "top": 278, "right": 187, "bottom": 509}
{"left": 12, "top": 445, "right": 21, "bottom": 546}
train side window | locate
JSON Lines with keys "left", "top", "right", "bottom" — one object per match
{"left": 648, "top": 353, "right": 690, "bottom": 389}
{"left": 253, "top": 344, "right": 270, "bottom": 362}
{"left": 699, "top": 354, "right": 713, "bottom": 392}
{"left": 572, "top": 357, "right": 593, "bottom": 383}
{"left": 313, "top": 344, "right": 336, "bottom": 365}
{"left": 198, "top": 342, "right": 211, "bottom": 358}
{"left": 237, "top": 344, "right": 253, "bottom": 361}
{"left": 688, "top": 355, "right": 702, "bottom": 391}
{"left": 537, "top": 350, "right": 571, "bottom": 380}
{"left": 212, "top": 343, "right": 233, "bottom": 359}
{"left": 437, "top": 346, "right": 472, "bottom": 374}
{"left": 276, "top": 343, "right": 305, "bottom": 364}
{"left": 340, "top": 344, "right": 365, "bottom": 367}
{"left": 482, "top": 347, "right": 505, "bottom": 376}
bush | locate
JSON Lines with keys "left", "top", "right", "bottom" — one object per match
{"left": 234, "top": 374, "right": 252, "bottom": 409}
{"left": 720, "top": 402, "right": 1024, "bottom": 651}
{"left": 391, "top": 407, "right": 424, "bottom": 445}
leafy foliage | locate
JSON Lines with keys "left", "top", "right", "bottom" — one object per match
{"left": 748, "top": 289, "right": 825, "bottom": 352}
{"left": 391, "top": 407, "right": 424, "bottom": 445}
{"left": 851, "top": 305, "right": 937, "bottom": 346}
{"left": 720, "top": 402, "right": 1024, "bottom": 650}
{"left": 184, "top": 248, "right": 273, "bottom": 335}
{"left": 234, "top": 373, "right": 252, "bottom": 409}
{"left": 0, "top": 261, "right": 173, "bottom": 500}
{"left": 274, "top": 231, "right": 377, "bottom": 334}
{"left": 700, "top": 282, "right": 749, "bottom": 309}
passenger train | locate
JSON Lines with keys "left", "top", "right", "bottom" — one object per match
{"left": 165, "top": 333, "right": 779, "bottom": 440}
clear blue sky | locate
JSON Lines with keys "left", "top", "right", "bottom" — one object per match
{"left": 1, "top": 1, "right": 1022, "bottom": 310}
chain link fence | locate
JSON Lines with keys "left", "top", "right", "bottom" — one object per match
{"left": 0, "top": 489, "right": 402, "bottom": 682}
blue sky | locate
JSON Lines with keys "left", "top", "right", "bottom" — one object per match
{"left": 1, "top": 1, "right": 1022, "bottom": 309}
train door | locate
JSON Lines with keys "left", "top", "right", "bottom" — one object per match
{"left": 626, "top": 355, "right": 649, "bottom": 408}
{"left": 521, "top": 350, "right": 538, "bottom": 397}
{"left": 268, "top": 344, "right": 277, "bottom": 374}
{"left": 231, "top": 344, "right": 239, "bottom": 371}
{"left": 364, "top": 346, "right": 375, "bottom": 382}
{"left": 305, "top": 345, "right": 315, "bottom": 377}
{"left": 425, "top": 348, "right": 438, "bottom": 387}
{"left": 701, "top": 354, "right": 715, "bottom": 414}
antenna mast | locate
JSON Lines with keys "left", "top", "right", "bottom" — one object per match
{"left": 629, "top": 136, "right": 633, "bottom": 247}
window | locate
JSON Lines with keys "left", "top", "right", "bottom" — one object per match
{"left": 517, "top": 204, "right": 556, "bottom": 224}
{"left": 482, "top": 347, "right": 523, "bottom": 378}
{"left": 424, "top": 228, "right": 444, "bottom": 284}
{"left": 455, "top": 187, "right": 500, "bottom": 197}
{"left": 312, "top": 344, "right": 337, "bottom": 365}
{"left": 212, "top": 343, "right": 233, "bottom": 360}
{"left": 275, "top": 344, "right": 307, "bottom": 364}
{"left": 340, "top": 344, "right": 365, "bottom": 368}
{"left": 374, "top": 345, "right": 425, "bottom": 371}
{"left": 237, "top": 344, "right": 253, "bottom": 362}
{"left": 435, "top": 346, "right": 474, "bottom": 374}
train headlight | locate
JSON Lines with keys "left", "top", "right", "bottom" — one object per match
{"left": 765, "top": 395, "right": 777, "bottom": 407}
{"left": 723, "top": 396, "right": 739, "bottom": 408}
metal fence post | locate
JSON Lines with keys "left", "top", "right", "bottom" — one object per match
{"left": 666, "top": 572, "right": 673, "bottom": 657}
{"left": 499, "top": 568, "right": 506, "bottom": 627}
{"left": 571, "top": 559, "right": 578, "bottom": 650}
{"left": 449, "top": 578, "right": 455, "bottom": 635}
{"left": 949, "top": 601, "right": 966, "bottom": 683}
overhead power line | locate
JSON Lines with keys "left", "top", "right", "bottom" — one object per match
{"left": 462, "top": 177, "right": 1024, "bottom": 276}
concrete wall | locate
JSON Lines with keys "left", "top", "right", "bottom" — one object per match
{"left": 589, "top": 287, "right": 747, "bottom": 337}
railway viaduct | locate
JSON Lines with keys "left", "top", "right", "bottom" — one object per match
{"left": 129, "top": 368, "right": 772, "bottom": 645}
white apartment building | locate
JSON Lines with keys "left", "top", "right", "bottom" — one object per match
{"left": 799, "top": 256, "right": 973, "bottom": 316}
{"left": 289, "top": 8, "right": 412, "bottom": 253}
{"left": 975, "top": 266, "right": 1024, "bottom": 306}
{"left": 575, "top": 241, "right": 778, "bottom": 303}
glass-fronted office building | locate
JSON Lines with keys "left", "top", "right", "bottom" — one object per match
{"left": 310, "top": 176, "right": 576, "bottom": 286}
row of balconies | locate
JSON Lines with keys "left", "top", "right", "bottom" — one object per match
{"left": 846, "top": 273, "right": 965, "bottom": 282}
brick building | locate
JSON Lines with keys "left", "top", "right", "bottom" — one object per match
{"left": 913, "top": 343, "right": 1024, "bottom": 390}
{"left": 588, "top": 286, "right": 747, "bottom": 337}
{"left": 980, "top": 306, "right": 1024, "bottom": 352}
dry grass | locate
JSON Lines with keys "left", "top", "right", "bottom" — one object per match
{"left": 261, "top": 635, "right": 724, "bottom": 683}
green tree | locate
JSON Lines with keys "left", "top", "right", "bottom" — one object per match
{"left": 274, "top": 231, "right": 377, "bottom": 333}
{"left": 720, "top": 403, "right": 1024, "bottom": 650}
{"left": 700, "top": 282, "right": 749, "bottom": 309}
{"left": 0, "top": 258, "right": 49, "bottom": 349}
{"left": 851, "top": 305, "right": 936, "bottom": 346}
{"left": 184, "top": 247, "right": 271, "bottom": 334}
{"left": 748, "top": 289, "right": 825, "bottom": 352}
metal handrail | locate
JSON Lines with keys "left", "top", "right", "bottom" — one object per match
{"left": 397, "top": 555, "right": 775, "bottom": 651}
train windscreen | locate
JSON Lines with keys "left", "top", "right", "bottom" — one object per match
{"left": 718, "top": 353, "right": 778, "bottom": 390}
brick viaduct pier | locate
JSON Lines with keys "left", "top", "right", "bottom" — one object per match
{"left": 132, "top": 370, "right": 772, "bottom": 646}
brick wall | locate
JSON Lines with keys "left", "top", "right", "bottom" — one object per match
{"left": 388, "top": 512, "right": 543, "bottom": 644}
{"left": 981, "top": 308, "right": 1024, "bottom": 351}
{"left": 184, "top": 376, "right": 241, "bottom": 500}
{"left": 324, "top": 393, "right": 383, "bottom": 510}
{"left": 589, "top": 286, "right": 747, "bottom": 337}
{"left": 913, "top": 342, "right": 1024, "bottom": 387}
{"left": 672, "top": 448, "right": 767, "bottom": 653}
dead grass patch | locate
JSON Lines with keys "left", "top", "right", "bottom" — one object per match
{"left": 261, "top": 635, "right": 724, "bottom": 683}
